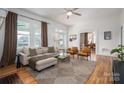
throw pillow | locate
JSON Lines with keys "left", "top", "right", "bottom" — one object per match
{"left": 42, "top": 47, "right": 48, "bottom": 53}
{"left": 36, "top": 48, "right": 43, "bottom": 54}
{"left": 48, "top": 47, "right": 55, "bottom": 53}
{"left": 29, "top": 48, "right": 37, "bottom": 56}
{"left": 21, "top": 48, "right": 30, "bottom": 56}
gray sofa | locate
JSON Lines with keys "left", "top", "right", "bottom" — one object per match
{"left": 19, "top": 47, "right": 58, "bottom": 71}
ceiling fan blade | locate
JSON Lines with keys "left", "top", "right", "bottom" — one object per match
{"left": 72, "top": 12, "right": 82, "bottom": 16}
{"left": 73, "top": 8, "right": 79, "bottom": 11}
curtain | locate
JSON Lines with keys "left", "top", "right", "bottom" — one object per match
{"left": 0, "top": 11, "right": 17, "bottom": 67}
{"left": 84, "top": 33, "right": 88, "bottom": 46}
{"left": 41, "top": 22, "right": 48, "bottom": 47}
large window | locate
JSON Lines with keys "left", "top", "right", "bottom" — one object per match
{"left": 17, "top": 16, "right": 41, "bottom": 49}
{"left": 54, "top": 29, "right": 67, "bottom": 49}
{"left": 17, "top": 31, "right": 30, "bottom": 48}
{"left": 34, "top": 32, "right": 41, "bottom": 47}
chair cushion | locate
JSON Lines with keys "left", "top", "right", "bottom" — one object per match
{"left": 69, "top": 51, "right": 75, "bottom": 54}
{"left": 79, "top": 52, "right": 88, "bottom": 56}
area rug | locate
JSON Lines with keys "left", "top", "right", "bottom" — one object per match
{"left": 26, "top": 58, "right": 96, "bottom": 84}
{"left": 0, "top": 73, "right": 23, "bottom": 84}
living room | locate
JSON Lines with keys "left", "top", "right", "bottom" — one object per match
{"left": 0, "top": 8, "right": 124, "bottom": 84}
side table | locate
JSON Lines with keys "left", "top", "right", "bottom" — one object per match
{"left": 16, "top": 54, "right": 21, "bottom": 69}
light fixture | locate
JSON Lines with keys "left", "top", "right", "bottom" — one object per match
{"left": 66, "top": 11, "right": 72, "bottom": 16}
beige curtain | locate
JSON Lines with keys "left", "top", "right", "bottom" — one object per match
{"left": 41, "top": 22, "right": 48, "bottom": 47}
{"left": 0, "top": 11, "right": 17, "bottom": 67}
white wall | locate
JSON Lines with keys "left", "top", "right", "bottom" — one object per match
{"left": 120, "top": 9, "right": 124, "bottom": 45}
{"left": 68, "top": 14, "right": 121, "bottom": 56}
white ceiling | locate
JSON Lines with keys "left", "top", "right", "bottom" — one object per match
{"left": 22, "top": 8, "right": 121, "bottom": 26}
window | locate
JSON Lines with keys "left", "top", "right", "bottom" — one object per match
{"left": 58, "top": 33, "right": 64, "bottom": 48}
{"left": 17, "top": 16, "right": 41, "bottom": 49}
{"left": 54, "top": 29, "right": 67, "bottom": 49}
{"left": 34, "top": 32, "right": 41, "bottom": 47}
{"left": 17, "top": 31, "right": 30, "bottom": 48}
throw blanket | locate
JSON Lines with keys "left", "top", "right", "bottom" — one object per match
{"left": 29, "top": 53, "right": 56, "bottom": 70}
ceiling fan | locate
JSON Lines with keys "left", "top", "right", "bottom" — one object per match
{"left": 64, "top": 8, "right": 82, "bottom": 19}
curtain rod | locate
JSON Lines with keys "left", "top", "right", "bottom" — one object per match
{"left": 0, "top": 8, "right": 49, "bottom": 24}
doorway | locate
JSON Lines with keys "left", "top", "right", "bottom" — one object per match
{"left": 80, "top": 32, "right": 96, "bottom": 61}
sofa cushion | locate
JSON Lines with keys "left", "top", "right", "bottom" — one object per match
{"left": 36, "top": 48, "right": 43, "bottom": 55}
{"left": 31, "top": 54, "right": 43, "bottom": 58}
{"left": 36, "top": 57, "right": 57, "bottom": 65}
{"left": 29, "top": 53, "right": 56, "bottom": 69}
{"left": 48, "top": 47, "right": 55, "bottom": 53}
{"left": 29, "top": 48, "right": 37, "bottom": 56}
{"left": 44, "top": 53, "right": 57, "bottom": 57}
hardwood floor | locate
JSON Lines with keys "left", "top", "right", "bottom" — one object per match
{"left": 0, "top": 64, "right": 17, "bottom": 78}
{"left": 86, "top": 55, "right": 113, "bottom": 84}
{"left": 0, "top": 64, "right": 37, "bottom": 84}
{"left": 17, "top": 68, "right": 37, "bottom": 84}
{"left": 0, "top": 55, "right": 113, "bottom": 84}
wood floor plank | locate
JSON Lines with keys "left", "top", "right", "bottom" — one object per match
{"left": 86, "top": 55, "right": 113, "bottom": 84}
{"left": 0, "top": 55, "right": 113, "bottom": 84}
{"left": 0, "top": 65, "right": 37, "bottom": 84}
{"left": 17, "top": 68, "right": 37, "bottom": 84}
{"left": 0, "top": 64, "right": 17, "bottom": 78}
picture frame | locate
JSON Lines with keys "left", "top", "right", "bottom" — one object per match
{"left": 104, "top": 31, "right": 112, "bottom": 40}
{"left": 69, "top": 34, "right": 77, "bottom": 41}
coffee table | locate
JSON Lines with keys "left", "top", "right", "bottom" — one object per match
{"left": 55, "top": 53, "right": 70, "bottom": 62}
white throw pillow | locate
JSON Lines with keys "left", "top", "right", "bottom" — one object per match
{"left": 21, "top": 48, "right": 30, "bottom": 56}
{"left": 42, "top": 47, "right": 48, "bottom": 53}
{"left": 36, "top": 48, "right": 43, "bottom": 54}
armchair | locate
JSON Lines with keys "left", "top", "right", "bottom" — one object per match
{"left": 78, "top": 47, "right": 91, "bottom": 60}
{"left": 67, "top": 47, "right": 78, "bottom": 58}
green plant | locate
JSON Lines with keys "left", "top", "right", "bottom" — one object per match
{"left": 111, "top": 45, "right": 124, "bottom": 61}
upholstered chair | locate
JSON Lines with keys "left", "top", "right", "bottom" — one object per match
{"left": 78, "top": 47, "right": 91, "bottom": 60}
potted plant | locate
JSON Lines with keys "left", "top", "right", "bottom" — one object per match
{"left": 111, "top": 26, "right": 124, "bottom": 84}
{"left": 111, "top": 45, "right": 124, "bottom": 84}
{"left": 111, "top": 44, "right": 124, "bottom": 61}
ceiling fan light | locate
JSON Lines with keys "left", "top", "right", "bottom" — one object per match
{"left": 66, "top": 11, "right": 72, "bottom": 16}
